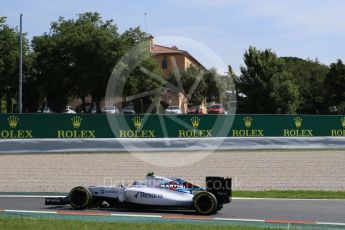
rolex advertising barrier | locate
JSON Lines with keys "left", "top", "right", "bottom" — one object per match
{"left": 1, "top": 114, "right": 345, "bottom": 152}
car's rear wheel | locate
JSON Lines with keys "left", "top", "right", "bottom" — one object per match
{"left": 193, "top": 191, "right": 218, "bottom": 215}
{"left": 69, "top": 186, "right": 92, "bottom": 210}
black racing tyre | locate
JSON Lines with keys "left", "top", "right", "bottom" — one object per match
{"left": 69, "top": 186, "right": 92, "bottom": 210}
{"left": 193, "top": 191, "right": 218, "bottom": 215}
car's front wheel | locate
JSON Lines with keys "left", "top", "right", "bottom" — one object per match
{"left": 69, "top": 186, "right": 92, "bottom": 210}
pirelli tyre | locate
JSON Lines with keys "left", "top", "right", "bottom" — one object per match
{"left": 69, "top": 186, "right": 92, "bottom": 210}
{"left": 193, "top": 191, "right": 218, "bottom": 215}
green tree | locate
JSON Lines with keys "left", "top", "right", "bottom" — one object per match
{"left": 282, "top": 57, "right": 329, "bottom": 114}
{"left": 325, "top": 59, "right": 345, "bottom": 113}
{"left": 120, "top": 27, "right": 149, "bottom": 51}
{"left": 118, "top": 27, "right": 164, "bottom": 113}
{"left": 32, "top": 13, "right": 162, "bottom": 113}
{"left": 166, "top": 66, "right": 229, "bottom": 107}
{"left": 32, "top": 12, "right": 122, "bottom": 111}
{"left": 166, "top": 66, "right": 206, "bottom": 106}
{"left": 0, "top": 17, "right": 30, "bottom": 113}
{"left": 204, "top": 68, "right": 233, "bottom": 105}
{"left": 235, "top": 47, "right": 300, "bottom": 114}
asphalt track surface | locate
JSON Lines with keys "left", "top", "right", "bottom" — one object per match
{"left": 0, "top": 196, "right": 345, "bottom": 225}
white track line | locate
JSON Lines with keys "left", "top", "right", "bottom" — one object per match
{"left": 214, "top": 217, "right": 265, "bottom": 222}
{"left": 316, "top": 222, "right": 345, "bottom": 226}
{"left": 1, "top": 209, "right": 161, "bottom": 218}
{"left": 111, "top": 213, "right": 162, "bottom": 218}
{"left": 2, "top": 209, "right": 345, "bottom": 226}
{"left": 232, "top": 197, "right": 345, "bottom": 201}
{"left": 4, "top": 210, "right": 57, "bottom": 214}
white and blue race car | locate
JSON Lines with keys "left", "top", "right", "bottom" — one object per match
{"left": 45, "top": 174, "right": 232, "bottom": 215}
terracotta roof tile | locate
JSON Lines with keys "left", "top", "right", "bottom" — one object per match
{"left": 150, "top": 45, "right": 187, "bottom": 54}
{"left": 150, "top": 44, "right": 203, "bottom": 67}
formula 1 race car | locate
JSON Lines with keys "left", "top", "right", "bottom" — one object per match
{"left": 45, "top": 174, "right": 232, "bottom": 215}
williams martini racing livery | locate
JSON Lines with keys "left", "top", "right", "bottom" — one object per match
{"left": 45, "top": 174, "right": 232, "bottom": 215}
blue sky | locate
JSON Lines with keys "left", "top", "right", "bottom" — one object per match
{"left": 2, "top": 0, "right": 345, "bottom": 73}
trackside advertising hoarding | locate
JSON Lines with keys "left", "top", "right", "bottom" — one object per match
{"left": 0, "top": 114, "right": 345, "bottom": 139}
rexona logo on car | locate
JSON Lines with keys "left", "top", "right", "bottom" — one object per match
{"left": 0, "top": 116, "right": 33, "bottom": 139}
{"left": 231, "top": 116, "right": 264, "bottom": 137}
{"left": 119, "top": 116, "right": 156, "bottom": 138}
{"left": 283, "top": 117, "right": 313, "bottom": 137}
{"left": 134, "top": 192, "right": 163, "bottom": 199}
{"left": 178, "top": 117, "right": 212, "bottom": 137}
{"left": 57, "top": 116, "right": 96, "bottom": 138}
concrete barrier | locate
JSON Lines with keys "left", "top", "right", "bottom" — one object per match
{"left": 1, "top": 137, "right": 345, "bottom": 153}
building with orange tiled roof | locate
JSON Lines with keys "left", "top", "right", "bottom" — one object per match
{"left": 149, "top": 36, "right": 203, "bottom": 77}
{"left": 149, "top": 36, "right": 204, "bottom": 113}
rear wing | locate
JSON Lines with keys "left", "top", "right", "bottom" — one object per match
{"left": 206, "top": 177, "right": 232, "bottom": 204}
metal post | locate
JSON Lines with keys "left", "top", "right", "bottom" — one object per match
{"left": 19, "top": 14, "right": 23, "bottom": 113}
{"left": 144, "top": 12, "right": 147, "bottom": 33}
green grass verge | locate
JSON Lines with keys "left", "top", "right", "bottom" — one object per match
{"left": 233, "top": 190, "right": 345, "bottom": 199}
{"left": 0, "top": 217, "right": 277, "bottom": 230}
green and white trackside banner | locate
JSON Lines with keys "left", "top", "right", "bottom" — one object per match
{"left": 0, "top": 114, "right": 345, "bottom": 139}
